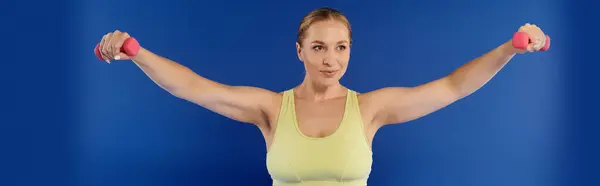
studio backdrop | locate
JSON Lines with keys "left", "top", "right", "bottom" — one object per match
{"left": 3, "top": 0, "right": 597, "bottom": 186}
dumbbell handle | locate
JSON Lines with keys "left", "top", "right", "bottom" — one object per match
{"left": 94, "top": 37, "right": 141, "bottom": 60}
{"left": 512, "top": 32, "right": 550, "bottom": 51}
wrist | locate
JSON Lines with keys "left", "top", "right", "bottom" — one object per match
{"left": 499, "top": 40, "right": 519, "bottom": 55}
{"left": 131, "top": 47, "right": 148, "bottom": 61}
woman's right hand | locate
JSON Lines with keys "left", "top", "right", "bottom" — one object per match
{"left": 98, "top": 30, "right": 133, "bottom": 63}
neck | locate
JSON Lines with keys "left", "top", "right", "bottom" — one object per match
{"left": 295, "top": 76, "right": 346, "bottom": 101}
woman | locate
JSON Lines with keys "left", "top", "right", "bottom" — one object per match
{"left": 96, "top": 7, "right": 548, "bottom": 186}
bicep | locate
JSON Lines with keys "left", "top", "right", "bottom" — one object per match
{"left": 174, "top": 80, "right": 280, "bottom": 126}
{"left": 370, "top": 77, "right": 461, "bottom": 126}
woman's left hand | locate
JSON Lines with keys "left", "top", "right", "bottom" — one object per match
{"left": 514, "top": 23, "right": 547, "bottom": 54}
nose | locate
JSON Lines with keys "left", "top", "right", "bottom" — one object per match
{"left": 323, "top": 58, "right": 332, "bottom": 66}
{"left": 322, "top": 51, "right": 336, "bottom": 66}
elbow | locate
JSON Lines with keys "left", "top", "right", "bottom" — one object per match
{"left": 164, "top": 77, "right": 199, "bottom": 99}
{"left": 166, "top": 70, "right": 208, "bottom": 97}
{"left": 165, "top": 87, "right": 188, "bottom": 99}
{"left": 444, "top": 76, "right": 470, "bottom": 100}
{"left": 168, "top": 78, "right": 229, "bottom": 102}
{"left": 451, "top": 84, "right": 472, "bottom": 101}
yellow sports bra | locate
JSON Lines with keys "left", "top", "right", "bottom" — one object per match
{"left": 266, "top": 89, "right": 373, "bottom": 186}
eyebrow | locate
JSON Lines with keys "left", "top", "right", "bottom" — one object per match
{"left": 311, "top": 40, "right": 349, "bottom": 45}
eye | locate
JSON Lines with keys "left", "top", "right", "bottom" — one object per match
{"left": 312, "top": 45, "right": 324, "bottom": 51}
{"left": 336, "top": 45, "right": 347, "bottom": 51}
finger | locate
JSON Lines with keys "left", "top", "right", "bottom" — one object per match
{"left": 102, "top": 33, "right": 113, "bottom": 61}
{"left": 104, "top": 33, "right": 116, "bottom": 60}
{"left": 537, "top": 27, "right": 546, "bottom": 49}
{"left": 99, "top": 34, "right": 109, "bottom": 61}
{"left": 540, "top": 35, "right": 547, "bottom": 50}
{"left": 531, "top": 36, "right": 541, "bottom": 51}
{"left": 112, "top": 32, "right": 130, "bottom": 57}
{"left": 102, "top": 33, "right": 112, "bottom": 58}
{"left": 537, "top": 37, "right": 544, "bottom": 51}
{"left": 114, "top": 52, "right": 131, "bottom": 61}
{"left": 535, "top": 29, "right": 546, "bottom": 51}
{"left": 106, "top": 32, "right": 119, "bottom": 60}
{"left": 527, "top": 42, "right": 536, "bottom": 52}
{"left": 110, "top": 30, "right": 122, "bottom": 57}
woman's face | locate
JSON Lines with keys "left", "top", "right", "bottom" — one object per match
{"left": 297, "top": 20, "right": 351, "bottom": 87}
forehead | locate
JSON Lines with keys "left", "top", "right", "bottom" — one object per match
{"left": 304, "top": 20, "right": 349, "bottom": 43}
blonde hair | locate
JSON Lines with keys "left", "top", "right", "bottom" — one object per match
{"left": 296, "top": 7, "right": 352, "bottom": 47}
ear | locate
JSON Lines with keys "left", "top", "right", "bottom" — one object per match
{"left": 296, "top": 42, "right": 303, "bottom": 62}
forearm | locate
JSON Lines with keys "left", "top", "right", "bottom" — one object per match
{"left": 447, "top": 40, "right": 518, "bottom": 97}
{"left": 131, "top": 48, "right": 221, "bottom": 95}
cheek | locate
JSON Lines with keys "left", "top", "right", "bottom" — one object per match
{"left": 339, "top": 55, "right": 350, "bottom": 67}
{"left": 302, "top": 53, "right": 322, "bottom": 66}
{"left": 305, "top": 62, "right": 321, "bottom": 74}
{"left": 301, "top": 55, "right": 318, "bottom": 70}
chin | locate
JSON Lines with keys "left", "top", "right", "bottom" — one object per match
{"left": 320, "top": 77, "right": 341, "bottom": 86}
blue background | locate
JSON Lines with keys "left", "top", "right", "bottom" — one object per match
{"left": 2, "top": 0, "right": 598, "bottom": 186}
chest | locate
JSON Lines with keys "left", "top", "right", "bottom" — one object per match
{"left": 293, "top": 98, "right": 346, "bottom": 138}
{"left": 267, "top": 142, "right": 372, "bottom": 183}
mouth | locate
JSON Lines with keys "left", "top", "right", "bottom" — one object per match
{"left": 320, "top": 70, "right": 339, "bottom": 77}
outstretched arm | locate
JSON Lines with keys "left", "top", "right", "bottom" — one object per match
{"left": 132, "top": 48, "right": 280, "bottom": 125}
{"left": 97, "top": 30, "right": 280, "bottom": 127}
{"left": 363, "top": 24, "right": 548, "bottom": 126}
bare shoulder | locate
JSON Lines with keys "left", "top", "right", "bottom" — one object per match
{"left": 260, "top": 88, "right": 284, "bottom": 121}
{"left": 356, "top": 87, "right": 412, "bottom": 125}
{"left": 357, "top": 87, "right": 411, "bottom": 109}
{"left": 355, "top": 78, "right": 461, "bottom": 126}
{"left": 219, "top": 86, "right": 283, "bottom": 128}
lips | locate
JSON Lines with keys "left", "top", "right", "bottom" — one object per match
{"left": 320, "top": 70, "right": 338, "bottom": 77}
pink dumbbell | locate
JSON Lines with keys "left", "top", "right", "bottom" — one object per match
{"left": 94, "top": 37, "right": 141, "bottom": 60}
{"left": 512, "top": 32, "right": 550, "bottom": 51}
